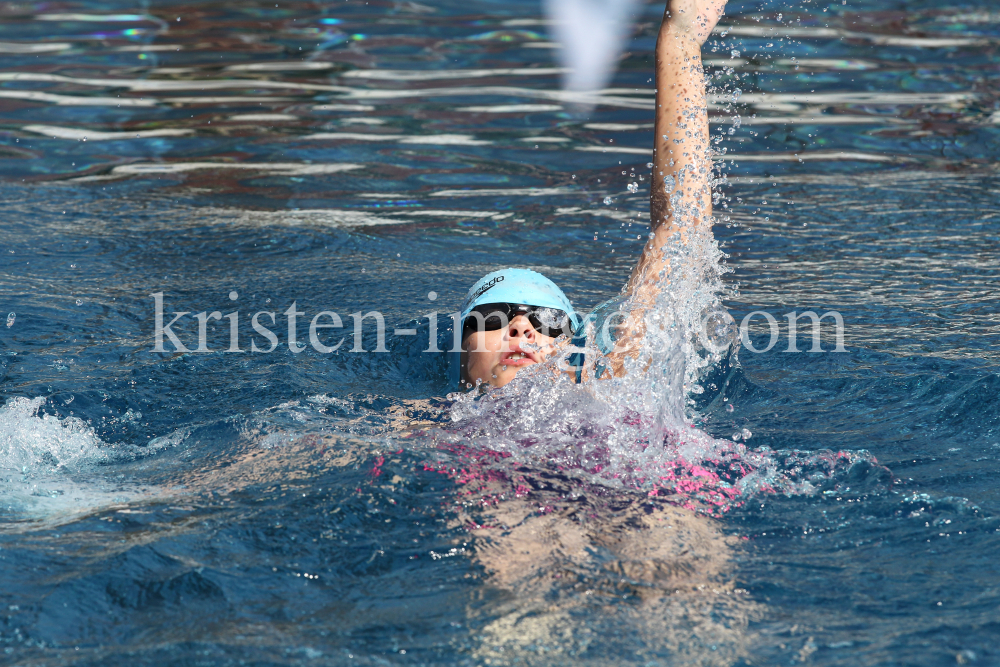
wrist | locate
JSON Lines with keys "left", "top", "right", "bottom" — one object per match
{"left": 657, "top": 26, "right": 706, "bottom": 56}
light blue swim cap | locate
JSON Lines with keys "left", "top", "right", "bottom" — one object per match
{"left": 448, "top": 268, "right": 580, "bottom": 387}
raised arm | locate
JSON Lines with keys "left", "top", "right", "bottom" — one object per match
{"left": 626, "top": 0, "right": 725, "bottom": 295}
{"left": 590, "top": 0, "right": 724, "bottom": 376}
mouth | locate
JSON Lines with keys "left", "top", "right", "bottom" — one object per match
{"left": 501, "top": 349, "right": 538, "bottom": 366}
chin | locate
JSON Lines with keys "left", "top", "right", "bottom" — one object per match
{"left": 490, "top": 372, "right": 517, "bottom": 388}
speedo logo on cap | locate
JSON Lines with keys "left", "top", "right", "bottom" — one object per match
{"left": 470, "top": 275, "right": 504, "bottom": 301}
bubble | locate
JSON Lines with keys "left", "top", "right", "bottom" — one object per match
{"left": 731, "top": 49, "right": 740, "bottom": 58}
{"left": 726, "top": 403, "right": 734, "bottom": 413}
{"left": 229, "top": 291, "right": 238, "bottom": 300}
{"left": 75, "top": 299, "right": 82, "bottom": 306}
{"left": 646, "top": 162, "right": 653, "bottom": 168}
{"left": 427, "top": 291, "right": 438, "bottom": 301}
{"left": 603, "top": 196, "right": 613, "bottom": 205}
{"left": 742, "top": 428, "right": 753, "bottom": 440}
{"left": 5, "top": 313, "right": 14, "bottom": 328}
{"left": 627, "top": 182, "right": 639, "bottom": 194}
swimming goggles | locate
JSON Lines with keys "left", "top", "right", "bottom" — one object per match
{"left": 462, "top": 303, "right": 571, "bottom": 339}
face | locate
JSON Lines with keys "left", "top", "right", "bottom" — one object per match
{"left": 461, "top": 313, "right": 558, "bottom": 388}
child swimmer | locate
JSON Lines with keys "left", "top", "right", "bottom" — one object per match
{"left": 456, "top": 0, "right": 728, "bottom": 389}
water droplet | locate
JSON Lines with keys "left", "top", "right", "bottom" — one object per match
{"left": 6, "top": 312, "right": 14, "bottom": 328}
{"left": 731, "top": 50, "right": 740, "bottom": 58}
{"left": 646, "top": 162, "right": 653, "bottom": 168}
{"left": 427, "top": 291, "right": 438, "bottom": 301}
{"left": 725, "top": 403, "right": 734, "bottom": 413}
{"left": 627, "top": 182, "right": 639, "bottom": 194}
{"left": 229, "top": 291, "right": 238, "bottom": 300}
{"left": 603, "top": 196, "right": 613, "bottom": 205}
{"left": 75, "top": 299, "right": 82, "bottom": 306}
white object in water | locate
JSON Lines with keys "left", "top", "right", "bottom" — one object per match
{"left": 543, "top": 0, "right": 643, "bottom": 94}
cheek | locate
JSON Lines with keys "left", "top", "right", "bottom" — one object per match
{"left": 465, "top": 330, "right": 503, "bottom": 356}
{"left": 464, "top": 331, "right": 504, "bottom": 373}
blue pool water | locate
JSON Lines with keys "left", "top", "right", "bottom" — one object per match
{"left": 1, "top": 0, "right": 999, "bottom": 665}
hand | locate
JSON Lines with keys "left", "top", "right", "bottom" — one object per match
{"left": 662, "top": 0, "right": 726, "bottom": 46}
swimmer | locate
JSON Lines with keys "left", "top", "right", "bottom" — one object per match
{"left": 455, "top": 0, "right": 727, "bottom": 390}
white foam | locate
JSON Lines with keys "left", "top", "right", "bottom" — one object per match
{"left": 715, "top": 23, "right": 986, "bottom": 47}
{"left": 0, "top": 41, "right": 71, "bottom": 53}
{"left": 70, "top": 161, "right": 364, "bottom": 182}
{"left": 21, "top": 124, "right": 193, "bottom": 140}
{"left": 342, "top": 67, "right": 566, "bottom": 80}
{"left": 0, "top": 398, "right": 183, "bottom": 526}
{"left": 456, "top": 104, "right": 563, "bottom": 113}
{"left": 0, "top": 398, "right": 126, "bottom": 523}
{"left": 302, "top": 132, "right": 492, "bottom": 145}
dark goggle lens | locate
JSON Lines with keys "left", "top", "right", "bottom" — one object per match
{"left": 463, "top": 304, "right": 570, "bottom": 338}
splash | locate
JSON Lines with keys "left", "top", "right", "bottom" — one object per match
{"left": 0, "top": 397, "right": 170, "bottom": 525}
{"left": 438, "top": 225, "right": 884, "bottom": 513}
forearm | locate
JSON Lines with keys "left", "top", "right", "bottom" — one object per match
{"left": 603, "top": 2, "right": 721, "bottom": 375}
{"left": 626, "top": 4, "right": 718, "bottom": 295}
{"left": 651, "top": 26, "right": 712, "bottom": 240}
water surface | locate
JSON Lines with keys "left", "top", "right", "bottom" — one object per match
{"left": 1, "top": 0, "right": 999, "bottom": 665}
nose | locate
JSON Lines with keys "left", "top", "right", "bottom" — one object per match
{"left": 506, "top": 314, "right": 537, "bottom": 340}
